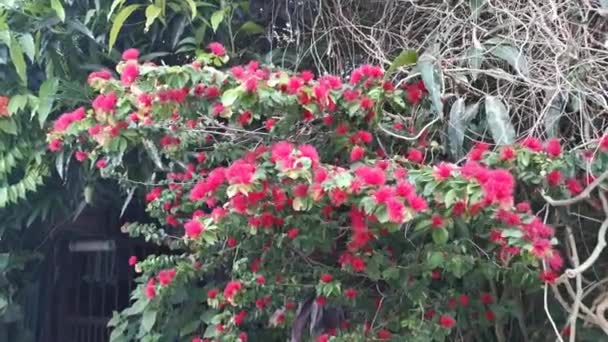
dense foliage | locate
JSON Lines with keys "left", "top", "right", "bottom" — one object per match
{"left": 45, "top": 45, "right": 608, "bottom": 341}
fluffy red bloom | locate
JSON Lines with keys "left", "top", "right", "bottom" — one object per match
{"left": 438, "top": 314, "right": 456, "bottom": 328}
{"left": 207, "top": 288, "right": 219, "bottom": 299}
{"left": 355, "top": 166, "right": 386, "bottom": 186}
{"left": 484, "top": 310, "right": 496, "bottom": 321}
{"left": 184, "top": 219, "right": 204, "bottom": 238}
{"left": 407, "top": 148, "right": 424, "bottom": 163}
{"left": 344, "top": 288, "right": 358, "bottom": 300}
{"left": 121, "top": 63, "right": 139, "bottom": 86}
{"left": 548, "top": 252, "right": 563, "bottom": 270}
{"left": 299, "top": 144, "right": 320, "bottom": 167}
{"left": 480, "top": 292, "right": 493, "bottom": 305}
{"left": 459, "top": 294, "right": 469, "bottom": 306}
{"left": 545, "top": 138, "right": 562, "bottom": 157}
{"left": 407, "top": 195, "right": 428, "bottom": 212}
{"left": 489, "top": 229, "right": 506, "bottom": 245}
{"left": 566, "top": 178, "right": 583, "bottom": 195}
{"left": 96, "top": 159, "right": 107, "bottom": 169}
{"left": 144, "top": 279, "right": 156, "bottom": 299}
{"left": 225, "top": 160, "right": 256, "bottom": 185}
{"left": 540, "top": 270, "right": 558, "bottom": 284}
{"left": 128, "top": 256, "right": 137, "bottom": 266}
{"left": 238, "top": 111, "right": 252, "bottom": 126}
{"left": 92, "top": 92, "right": 117, "bottom": 113}
{"left": 287, "top": 228, "right": 299, "bottom": 239}
{"left": 350, "top": 256, "right": 366, "bottom": 272}
{"left": 157, "top": 268, "right": 176, "bottom": 286}
{"left": 244, "top": 77, "right": 258, "bottom": 92}
{"left": 49, "top": 138, "right": 62, "bottom": 152}
{"left": 499, "top": 146, "right": 516, "bottom": 161}
{"left": 531, "top": 239, "right": 552, "bottom": 258}
{"left": 521, "top": 137, "right": 542, "bottom": 152}
{"left": 212, "top": 103, "right": 225, "bottom": 116}
{"left": 238, "top": 332, "right": 248, "bottom": 342}
{"left": 547, "top": 170, "right": 562, "bottom": 187}
{"left": 53, "top": 107, "right": 86, "bottom": 132}
{"left": 74, "top": 150, "right": 88, "bottom": 162}
{"left": 433, "top": 162, "right": 453, "bottom": 180}
{"left": 224, "top": 281, "right": 243, "bottom": 301}
{"left": 208, "top": 42, "right": 226, "bottom": 56}
{"left": 516, "top": 201, "right": 531, "bottom": 212}
{"left": 234, "top": 310, "right": 247, "bottom": 326}
{"left": 350, "top": 146, "right": 365, "bottom": 161}
{"left": 87, "top": 69, "right": 113, "bottom": 85}
{"left": 316, "top": 335, "right": 329, "bottom": 342}
{"left": 122, "top": 48, "right": 139, "bottom": 61}
{"left": 377, "top": 329, "right": 391, "bottom": 340}
{"left": 600, "top": 135, "right": 608, "bottom": 151}
{"left": 386, "top": 198, "right": 406, "bottom": 223}
{"left": 320, "top": 273, "right": 333, "bottom": 283}
{"left": 431, "top": 215, "right": 444, "bottom": 228}
{"left": 315, "top": 296, "right": 327, "bottom": 306}
{"left": 405, "top": 81, "right": 426, "bottom": 104}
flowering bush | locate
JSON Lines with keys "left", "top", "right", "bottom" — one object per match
{"left": 48, "top": 44, "right": 608, "bottom": 341}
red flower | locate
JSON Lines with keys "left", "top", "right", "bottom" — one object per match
{"left": 225, "top": 160, "right": 256, "bottom": 185}
{"left": 431, "top": 214, "right": 444, "bottom": 228}
{"left": 0, "top": 96, "right": 8, "bottom": 117}
{"left": 545, "top": 138, "right": 561, "bottom": 157}
{"left": 484, "top": 310, "right": 496, "bottom": 321}
{"left": 207, "top": 288, "right": 219, "bottom": 299}
{"left": 238, "top": 332, "right": 248, "bottom": 342}
{"left": 49, "top": 138, "right": 62, "bottom": 152}
{"left": 433, "top": 162, "right": 453, "bottom": 180}
{"left": 265, "top": 118, "right": 276, "bottom": 130}
{"left": 566, "top": 178, "right": 583, "bottom": 195}
{"left": 320, "top": 273, "right": 333, "bottom": 283}
{"left": 96, "top": 159, "right": 107, "bottom": 169}
{"left": 438, "top": 314, "right": 456, "bottom": 328}
{"left": 548, "top": 252, "right": 563, "bottom": 270}
{"left": 344, "top": 288, "right": 358, "bottom": 300}
{"left": 224, "top": 281, "right": 243, "bottom": 301}
{"left": 405, "top": 81, "right": 426, "bottom": 104}
{"left": 121, "top": 63, "right": 139, "bottom": 86}
{"left": 75, "top": 150, "right": 88, "bottom": 162}
{"left": 92, "top": 92, "right": 117, "bottom": 112}
{"left": 227, "top": 237, "right": 238, "bottom": 247}
{"left": 350, "top": 256, "right": 366, "bottom": 272}
{"left": 459, "top": 294, "right": 469, "bottom": 306}
{"left": 499, "top": 146, "right": 516, "bottom": 161}
{"left": 234, "top": 310, "right": 247, "bottom": 326}
{"left": 355, "top": 166, "right": 386, "bottom": 186}
{"left": 350, "top": 146, "right": 365, "bottom": 161}
{"left": 480, "top": 292, "right": 493, "bottom": 305}
{"left": 244, "top": 77, "right": 258, "bottom": 92}
{"left": 377, "top": 329, "right": 391, "bottom": 340}
{"left": 184, "top": 219, "right": 204, "bottom": 238}
{"left": 407, "top": 148, "right": 424, "bottom": 163}
{"left": 212, "top": 103, "right": 225, "bottom": 116}
{"left": 407, "top": 195, "right": 428, "bottom": 212}
{"left": 386, "top": 198, "right": 406, "bottom": 223}
{"left": 600, "top": 135, "right": 608, "bottom": 151}
{"left": 547, "top": 170, "right": 562, "bottom": 187}
{"left": 128, "top": 256, "right": 137, "bottom": 266}
{"left": 540, "top": 270, "right": 558, "bottom": 284}
{"left": 122, "top": 48, "right": 139, "bottom": 61}
{"left": 521, "top": 137, "right": 542, "bottom": 152}
{"left": 287, "top": 228, "right": 299, "bottom": 239}
{"left": 144, "top": 279, "right": 156, "bottom": 299}
{"left": 238, "top": 111, "right": 252, "bottom": 126}
{"left": 208, "top": 42, "right": 226, "bottom": 56}
{"left": 316, "top": 335, "right": 329, "bottom": 342}
{"left": 157, "top": 268, "right": 176, "bottom": 286}
{"left": 315, "top": 296, "right": 327, "bottom": 306}
{"left": 431, "top": 269, "right": 442, "bottom": 280}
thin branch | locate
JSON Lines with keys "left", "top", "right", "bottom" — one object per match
{"left": 542, "top": 170, "right": 608, "bottom": 206}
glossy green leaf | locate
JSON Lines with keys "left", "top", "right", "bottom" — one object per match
{"left": 485, "top": 95, "right": 515, "bottom": 145}
{"left": 108, "top": 0, "right": 127, "bottom": 19}
{"left": 238, "top": 21, "right": 265, "bottom": 35}
{"left": 8, "top": 94, "right": 28, "bottom": 115}
{"left": 418, "top": 54, "right": 443, "bottom": 116}
{"left": 9, "top": 36, "right": 27, "bottom": 84}
{"left": 221, "top": 87, "right": 243, "bottom": 106}
{"left": 488, "top": 43, "right": 529, "bottom": 77}
{"left": 432, "top": 227, "right": 449, "bottom": 245}
{"left": 183, "top": 0, "right": 197, "bottom": 19}
{"left": 51, "top": 0, "right": 66, "bottom": 22}
{"left": 144, "top": 5, "right": 162, "bottom": 32}
{"left": 18, "top": 34, "right": 35, "bottom": 62}
{"left": 109, "top": 4, "right": 141, "bottom": 52}
{"left": 447, "top": 98, "right": 466, "bottom": 159}
{"left": 210, "top": 10, "right": 224, "bottom": 32}
{"left": 37, "top": 78, "right": 59, "bottom": 127}
{"left": 387, "top": 49, "right": 417, "bottom": 75}
{"left": 141, "top": 309, "right": 157, "bottom": 333}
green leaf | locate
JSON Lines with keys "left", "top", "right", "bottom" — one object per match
{"left": 109, "top": 4, "right": 141, "bottom": 52}
{"left": 238, "top": 21, "right": 265, "bottom": 35}
{"left": 141, "top": 309, "right": 157, "bottom": 333}
{"left": 37, "top": 78, "right": 59, "bottom": 127}
{"left": 0, "top": 119, "right": 18, "bottom": 135}
{"left": 432, "top": 228, "right": 449, "bottom": 245}
{"left": 8, "top": 94, "right": 28, "bottom": 115}
{"left": 427, "top": 251, "right": 445, "bottom": 268}
{"left": 51, "top": 0, "right": 66, "bottom": 22}
{"left": 55, "top": 150, "right": 65, "bottom": 179}
{"left": 18, "top": 34, "right": 35, "bottom": 62}
{"left": 470, "top": 0, "right": 486, "bottom": 19}
{"left": 487, "top": 43, "right": 529, "bottom": 77}
{"left": 183, "top": 0, "right": 197, "bottom": 19}
{"left": 221, "top": 87, "right": 243, "bottom": 106}
{"left": 0, "top": 253, "right": 9, "bottom": 271}
{"left": 387, "top": 49, "right": 417, "bottom": 75}
{"left": 210, "top": 10, "right": 224, "bottom": 32}
{"left": 466, "top": 47, "right": 484, "bottom": 80}
{"left": 9, "top": 36, "right": 27, "bottom": 84}
{"left": 447, "top": 98, "right": 466, "bottom": 158}
{"left": 418, "top": 54, "right": 443, "bottom": 116}
{"left": 108, "top": 0, "right": 126, "bottom": 19}
{"left": 144, "top": 5, "right": 162, "bottom": 32}
{"left": 544, "top": 91, "right": 566, "bottom": 138}
{"left": 485, "top": 96, "right": 515, "bottom": 145}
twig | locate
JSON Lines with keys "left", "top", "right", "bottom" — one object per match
{"left": 544, "top": 261, "right": 565, "bottom": 342}
{"left": 542, "top": 170, "right": 608, "bottom": 206}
